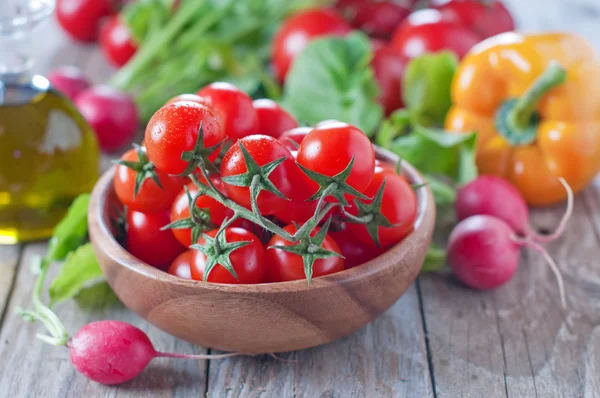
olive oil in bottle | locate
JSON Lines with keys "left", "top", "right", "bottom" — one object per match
{"left": 0, "top": 1, "right": 100, "bottom": 243}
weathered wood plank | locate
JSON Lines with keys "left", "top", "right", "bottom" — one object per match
{"left": 206, "top": 284, "right": 433, "bottom": 398}
{"left": 420, "top": 196, "right": 600, "bottom": 398}
{"left": 0, "top": 243, "right": 209, "bottom": 398}
{"left": 0, "top": 245, "right": 21, "bottom": 326}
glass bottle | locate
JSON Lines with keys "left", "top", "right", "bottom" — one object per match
{"left": 0, "top": 0, "right": 100, "bottom": 243}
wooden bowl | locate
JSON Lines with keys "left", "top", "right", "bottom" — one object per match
{"left": 88, "top": 147, "right": 436, "bottom": 353}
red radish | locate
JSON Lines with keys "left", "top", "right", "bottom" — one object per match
{"left": 448, "top": 215, "right": 520, "bottom": 290}
{"left": 67, "top": 321, "right": 244, "bottom": 385}
{"left": 448, "top": 214, "right": 568, "bottom": 307}
{"left": 75, "top": 85, "right": 139, "bottom": 152}
{"left": 48, "top": 66, "right": 91, "bottom": 100}
{"left": 456, "top": 176, "right": 574, "bottom": 243}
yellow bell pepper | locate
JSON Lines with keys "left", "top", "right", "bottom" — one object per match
{"left": 446, "top": 32, "right": 600, "bottom": 205}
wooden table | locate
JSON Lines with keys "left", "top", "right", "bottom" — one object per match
{"left": 1, "top": 1, "right": 600, "bottom": 396}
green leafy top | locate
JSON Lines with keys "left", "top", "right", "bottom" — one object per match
{"left": 403, "top": 51, "right": 458, "bottom": 128}
{"left": 283, "top": 32, "right": 383, "bottom": 136}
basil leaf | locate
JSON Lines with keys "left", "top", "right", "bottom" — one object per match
{"left": 47, "top": 194, "right": 90, "bottom": 263}
{"left": 403, "top": 51, "right": 458, "bottom": 127}
{"left": 49, "top": 243, "right": 105, "bottom": 307}
{"left": 283, "top": 32, "right": 383, "bottom": 136}
{"left": 390, "top": 126, "right": 478, "bottom": 184}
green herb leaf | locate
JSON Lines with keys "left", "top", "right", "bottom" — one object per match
{"left": 403, "top": 51, "right": 458, "bottom": 127}
{"left": 421, "top": 243, "right": 447, "bottom": 273}
{"left": 121, "top": 0, "right": 172, "bottom": 44}
{"left": 47, "top": 194, "right": 90, "bottom": 263}
{"left": 283, "top": 32, "right": 383, "bottom": 136}
{"left": 74, "top": 282, "right": 120, "bottom": 311}
{"left": 390, "top": 126, "right": 478, "bottom": 185}
{"left": 49, "top": 243, "right": 105, "bottom": 307}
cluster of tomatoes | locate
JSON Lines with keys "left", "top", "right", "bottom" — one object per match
{"left": 113, "top": 82, "right": 418, "bottom": 284}
{"left": 273, "top": 0, "right": 514, "bottom": 115}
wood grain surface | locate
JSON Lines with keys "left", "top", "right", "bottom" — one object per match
{"left": 0, "top": 0, "right": 599, "bottom": 396}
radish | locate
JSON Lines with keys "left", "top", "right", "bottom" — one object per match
{"left": 67, "top": 321, "right": 239, "bottom": 385}
{"left": 456, "top": 175, "right": 573, "bottom": 243}
{"left": 48, "top": 66, "right": 91, "bottom": 101}
{"left": 18, "top": 258, "right": 243, "bottom": 385}
{"left": 448, "top": 176, "right": 573, "bottom": 308}
{"left": 75, "top": 85, "right": 140, "bottom": 152}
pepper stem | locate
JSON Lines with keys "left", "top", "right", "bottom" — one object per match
{"left": 508, "top": 61, "right": 567, "bottom": 130}
{"left": 496, "top": 61, "right": 567, "bottom": 146}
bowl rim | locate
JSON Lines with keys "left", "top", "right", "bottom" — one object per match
{"left": 89, "top": 145, "right": 435, "bottom": 294}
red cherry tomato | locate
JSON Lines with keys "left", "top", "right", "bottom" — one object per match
{"left": 279, "top": 126, "right": 312, "bottom": 150}
{"left": 231, "top": 218, "right": 272, "bottom": 244}
{"left": 220, "top": 135, "right": 308, "bottom": 215}
{"left": 296, "top": 122, "right": 375, "bottom": 202}
{"left": 266, "top": 224, "right": 344, "bottom": 282}
{"left": 196, "top": 82, "right": 258, "bottom": 141}
{"left": 272, "top": 9, "right": 351, "bottom": 82}
{"left": 114, "top": 148, "right": 185, "bottom": 213}
{"left": 168, "top": 250, "right": 194, "bottom": 279}
{"left": 391, "top": 9, "right": 481, "bottom": 62}
{"left": 170, "top": 180, "right": 234, "bottom": 247}
{"left": 352, "top": 1, "right": 411, "bottom": 39}
{"left": 126, "top": 210, "right": 185, "bottom": 269}
{"left": 144, "top": 101, "right": 224, "bottom": 175}
{"left": 252, "top": 99, "right": 299, "bottom": 139}
{"left": 190, "top": 227, "right": 266, "bottom": 284}
{"left": 56, "top": 0, "right": 115, "bottom": 42}
{"left": 346, "top": 169, "right": 418, "bottom": 247}
{"left": 330, "top": 227, "right": 385, "bottom": 268}
{"left": 165, "top": 94, "right": 210, "bottom": 107}
{"left": 433, "top": 0, "right": 515, "bottom": 39}
{"left": 100, "top": 15, "right": 137, "bottom": 68}
{"left": 371, "top": 43, "right": 405, "bottom": 115}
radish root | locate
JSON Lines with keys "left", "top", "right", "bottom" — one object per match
{"left": 532, "top": 178, "right": 574, "bottom": 243}
{"left": 512, "top": 235, "right": 567, "bottom": 308}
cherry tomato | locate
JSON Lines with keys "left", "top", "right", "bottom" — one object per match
{"left": 100, "top": 15, "right": 137, "bottom": 68}
{"left": 220, "top": 135, "right": 310, "bottom": 215}
{"left": 346, "top": 169, "right": 417, "bottom": 247}
{"left": 296, "top": 122, "right": 375, "bottom": 201}
{"left": 196, "top": 82, "right": 258, "bottom": 141}
{"left": 272, "top": 9, "right": 351, "bottom": 82}
{"left": 266, "top": 224, "right": 344, "bottom": 282}
{"left": 252, "top": 99, "right": 299, "bottom": 139}
{"left": 274, "top": 199, "right": 318, "bottom": 225}
{"left": 190, "top": 227, "right": 266, "bottom": 284}
{"left": 279, "top": 126, "right": 312, "bottom": 151}
{"left": 391, "top": 9, "right": 481, "bottom": 62}
{"left": 433, "top": 0, "right": 514, "bottom": 39}
{"left": 145, "top": 101, "right": 224, "bottom": 175}
{"left": 170, "top": 180, "right": 234, "bottom": 247}
{"left": 231, "top": 218, "right": 272, "bottom": 244}
{"left": 114, "top": 148, "right": 186, "bottom": 213}
{"left": 330, "top": 227, "right": 385, "bottom": 268}
{"left": 372, "top": 43, "right": 405, "bottom": 115}
{"left": 165, "top": 94, "right": 210, "bottom": 107}
{"left": 126, "top": 210, "right": 185, "bottom": 269}
{"left": 168, "top": 250, "right": 194, "bottom": 279}
{"left": 56, "top": 0, "right": 115, "bottom": 43}
{"left": 352, "top": 1, "right": 411, "bottom": 39}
